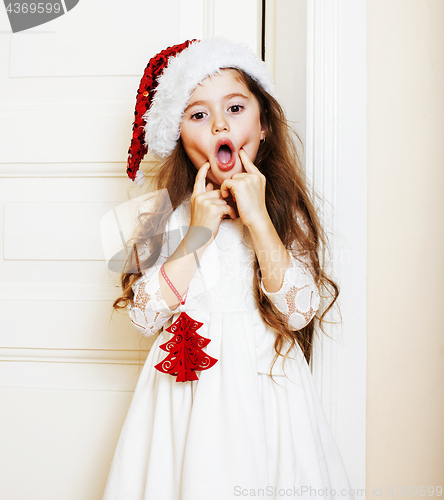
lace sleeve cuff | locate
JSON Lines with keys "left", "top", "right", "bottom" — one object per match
{"left": 260, "top": 253, "right": 320, "bottom": 331}
{"left": 127, "top": 266, "right": 178, "bottom": 336}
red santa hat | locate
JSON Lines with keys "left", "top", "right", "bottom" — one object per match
{"left": 127, "top": 37, "right": 275, "bottom": 185}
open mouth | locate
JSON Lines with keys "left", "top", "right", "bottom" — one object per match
{"left": 215, "top": 139, "right": 236, "bottom": 171}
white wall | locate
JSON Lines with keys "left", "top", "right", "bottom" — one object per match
{"left": 367, "top": 0, "right": 444, "bottom": 494}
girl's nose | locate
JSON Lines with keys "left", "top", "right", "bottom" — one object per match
{"left": 212, "top": 114, "right": 229, "bottom": 134}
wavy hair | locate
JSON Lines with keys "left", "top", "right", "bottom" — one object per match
{"left": 113, "top": 68, "right": 339, "bottom": 366}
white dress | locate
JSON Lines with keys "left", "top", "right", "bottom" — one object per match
{"left": 103, "top": 200, "right": 353, "bottom": 500}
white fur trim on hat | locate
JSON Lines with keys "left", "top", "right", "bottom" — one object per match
{"left": 134, "top": 168, "right": 145, "bottom": 186}
{"left": 143, "top": 37, "right": 275, "bottom": 159}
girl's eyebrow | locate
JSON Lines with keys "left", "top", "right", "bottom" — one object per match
{"left": 184, "top": 93, "right": 249, "bottom": 112}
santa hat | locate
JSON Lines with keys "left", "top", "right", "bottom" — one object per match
{"left": 127, "top": 37, "right": 275, "bottom": 185}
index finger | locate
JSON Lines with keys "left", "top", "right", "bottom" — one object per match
{"left": 193, "top": 162, "right": 210, "bottom": 195}
{"left": 239, "top": 148, "right": 260, "bottom": 174}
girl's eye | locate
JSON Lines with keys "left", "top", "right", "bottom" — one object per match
{"left": 229, "top": 104, "right": 244, "bottom": 113}
{"left": 191, "top": 111, "right": 206, "bottom": 120}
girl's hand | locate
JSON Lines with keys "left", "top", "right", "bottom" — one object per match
{"left": 189, "top": 162, "right": 237, "bottom": 243}
{"left": 220, "top": 149, "right": 269, "bottom": 229}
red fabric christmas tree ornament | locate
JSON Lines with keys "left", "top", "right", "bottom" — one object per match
{"left": 154, "top": 312, "right": 217, "bottom": 382}
{"left": 156, "top": 263, "right": 217, "bottom": 382}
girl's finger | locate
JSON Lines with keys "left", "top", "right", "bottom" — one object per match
{"left": 219, "top": 180, "right": 237, "bottom": 202}
{"left": 220, "top": 202, "right": 237, "bottom": 220}
{"left": 206, "top": 182, "right": 214, "bottom": 192}
{"left": 203, "top": 196, "right": 228, "bottom": 206}
{"left": 193, "top": 162, "right": 210, "bottom": 195}
{"left": 239, "top": 148, "right": 260, "bottom": 174}
{"left": 198, "top": 189, "right": 222, "bottom": 200}
{"left": 220, "top": 179, "right": 233, "bottom": 199}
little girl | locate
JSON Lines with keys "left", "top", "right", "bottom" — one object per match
{"left": 103, "top": 38, "right": 353, "bottom": 500}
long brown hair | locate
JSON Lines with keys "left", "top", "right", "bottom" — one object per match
{"left": 113, "top": 68, "right": 338, "bottom": 366}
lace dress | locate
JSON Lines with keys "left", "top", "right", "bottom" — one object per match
{"left": 103, "top": 200, "right": 353, "bottom": 500}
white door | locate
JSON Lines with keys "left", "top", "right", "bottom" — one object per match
{"left": 0, "top": 1, "right": 261, "bottom": 499}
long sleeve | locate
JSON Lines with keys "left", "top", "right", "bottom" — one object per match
{"left": 260, "top": 249, "right": 320, "bottom": 331}
{"left": 127, "top": 262, "right": 178, "bottom": 336}
{"left": 126, "top": 199, "right": 184, "bottom": 337}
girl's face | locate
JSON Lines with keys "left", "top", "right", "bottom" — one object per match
{"left": 180, "top": 69, "right": 266, "bottom": 187}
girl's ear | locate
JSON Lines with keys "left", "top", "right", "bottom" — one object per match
{"left": 260, "top": 114, "right": 268, "bottom": 141}
{"left": 260, "top": 127, "right": 266, "bottom": 141}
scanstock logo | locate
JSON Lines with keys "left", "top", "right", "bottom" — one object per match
{"left": 3, "top": 0, "right": 79, "bottom": 33}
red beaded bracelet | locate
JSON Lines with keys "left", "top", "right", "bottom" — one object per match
{"left": 160, "top": 263, "right": 188, "bottom": 305}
